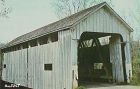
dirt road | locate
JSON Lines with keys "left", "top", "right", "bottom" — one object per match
{"left": 86, "top": 83, "right": 140, "bottom": 89}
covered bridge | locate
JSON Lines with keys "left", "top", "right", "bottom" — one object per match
{"left": 1, "top": 2, "right": 133, "bottom": 89}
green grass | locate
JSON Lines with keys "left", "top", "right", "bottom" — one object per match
{"left": 75, "top": 86, "right": 87, "bottom": 89}
{"left": 130, "top": 72, "right": 140, "bottom": 86}
{"left": 130, "top": 57, "right": 140, "bottom": 86}
{"left": 130, "top": 79, "right": 140, "bottom": 86}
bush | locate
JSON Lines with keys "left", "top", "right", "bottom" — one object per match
{"left": 75, "top": 86, "right": 87, "bottom": 89}
{"left": 130, "top": 66, "right": 140, "bottom": 85}
{"left": 130, "top": 58, "right": 140, "bottom": 85}
{"left": 130, "top": 75, "right": 140, "bottom": 85}
{"left": 130, "top": 41, "right": 140, "bottom": 85}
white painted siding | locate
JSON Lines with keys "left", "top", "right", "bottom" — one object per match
{"left": 2, "top": 42, "right": 60, "bottom": 89}
{"left": 27, "top": 42, "right": 59, "bottom": 89}
{"left": 0, "top": 52, "right": 2, "bottom": 80}
{"left": 2, "top": 49, "right": 28, "bottom": 86}
{"left": 109, "top": 35, "right": 124, "bottom": 82}
{"left": 58, "top": 30, "right": 72, "bottom": 89}
{"left": 72, "top": 8, "right": 130, "bottom": 40}
{"left": 2, "top": 32, "right": 73, "bottom": 89}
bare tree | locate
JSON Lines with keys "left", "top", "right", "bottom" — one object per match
{"left": 53, "top": 0, "right": 112, "bottom": 19}
{"left": 0, "top": 43, "right": 5, "bottom": 48}
{"left": 0, "top": 0, "right": 11, "bottom": 17}
{"left": 134, "top": 0, "right": 140, "bottom": 24}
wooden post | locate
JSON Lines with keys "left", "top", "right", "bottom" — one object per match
{"left": 20, "top": 44, "right": 23, "bottom": 50}
{"left": 27, "top": 42, "right": 30, "bottom": 87}
{"left": 37, "top": 39, "right": 40, "bottom": 46}
{"left": 0, "top": 49, "right": 4, "bottom": 87}
{"left": 0, "top": 49, "right": 2, "bottom": 84}
{"left": 109, "top": 35, "right": 124, "bottom": 83}
{"left": 71, "top": 39, "right": 78, "bottom": 89}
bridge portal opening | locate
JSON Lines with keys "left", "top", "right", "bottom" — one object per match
{"left": 78, "top": 32, "right": 126, "bottom": 86}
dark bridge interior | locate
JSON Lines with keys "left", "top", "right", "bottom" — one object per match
{"left": 78, "top": 32, "right": 114, "bottom": 85}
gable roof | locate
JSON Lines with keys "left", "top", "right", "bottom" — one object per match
{"left": 2, "top": 2, "right": 133, "bottom": 49}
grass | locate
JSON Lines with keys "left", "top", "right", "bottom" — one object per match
{"left": 130, "top": 71, "right": 140, "bottom": 86}
{"left": 75, "top": 86, "right": 87, "bottom": 89}
{"left": 130, "top": 57, "right": 140, "bottom": 86}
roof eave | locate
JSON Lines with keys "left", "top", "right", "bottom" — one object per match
{"left": 104, "top": 3, "right": 133, "bottom": 32}
{"left": 72, "top": 2, "right": 133, "bottom": 32}
{"left": 2, "top": 2, "right": 133, "bottom": 50}
{"left": 1, "top": 26, "right": 72, "bottom": 50}
{"left": 72, "top": 2, "right": 106, "bottom": 27}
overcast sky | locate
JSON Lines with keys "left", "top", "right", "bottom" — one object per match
{"left": 0, "top": 0, "right": 139, "bottom": 43}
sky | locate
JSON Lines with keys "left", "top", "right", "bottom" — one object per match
{"left": 0, "top": 0, "right": 58, "bottom": 43}
{"left": 0, "top": 0, "right": 139, "bottom": 43}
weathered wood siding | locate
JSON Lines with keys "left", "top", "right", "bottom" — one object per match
{"left": 109, "top": 35, "right": 124, "bottom": 82}
{"left": 2, "top": 49, "right": 28, "bottom": 86}
{"left": 0, "top": 50, "right": 2, "bottom": 80}
{"left": 2, "top": 42, "right": 60, "bottom": 89}
{"left": 58, "top": 30, "right": 72, "bottom": 89}
{"left": 71, "top": 7, "right": 132, "bottom": 82}
{"left": 2, "top": 30, "right": 72, "bottom": 89}
{"left": 72, "top": 8, "right": 130, "bottom": 40}
{"left": 27, "top": 42, "right": 59, "bottom": 89}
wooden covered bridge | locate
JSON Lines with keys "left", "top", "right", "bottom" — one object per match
{"left": 0, "top": 2, "right": 133, "bottom": 89}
